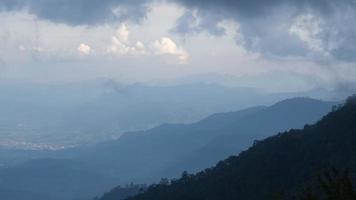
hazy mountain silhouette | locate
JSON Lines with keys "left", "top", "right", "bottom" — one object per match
{"left": 0, "top": 158, "right": 117, "bottom": 200}
{"left": 0, "top": 82, "right": 318, "bottom": 148}
{"left": 118, "top": 96, "right": 356, "bottom": 200}
{"left": 0, "top": 188, "right": 52, "bottom": 200}
{"left": 0, "top": 97, "right": 335, "bottom": 200}
{"left": 67, "top": 97, "right": 334, "bottom": 184}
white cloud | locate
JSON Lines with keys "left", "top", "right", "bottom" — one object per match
{"left": 115, "top": 24, "right": 129, "bottom": 43}
{"left": 134, "top": 41, "right": 146, "bottom": 54}
{"left": 108, "top": 24, "right": 130, "bottom": 55}
{"left": 153, "top": 37, "right": 189, "bottom": 61}
{"left": 77, "top": 43, "right": 91, "bottom": 55}
{"left": 135, "top": 41, "right": 145, "bottom": 49}
{"left": 19, "top": 45, "right": 26, "bottom": 51}
{"left": 106, "top": 23, "right": 189, "bottom": 61}
{"left": 108, "top": 36, "right": 130, "bottom": 55}
{"left": 108, "top": 24, "right": 146, "bottom": 56}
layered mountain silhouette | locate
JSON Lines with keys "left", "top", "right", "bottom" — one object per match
{"left": 0, "top": 97, "right": 335, "bottom": 200}
{"left": 69, "top": 97, "right": 334, "bottom": 183}
{"left": 1, "top": 82, "right": 312, "bottom": 148}
{"left": 114, "top": 96, "right": 356, "bottom": 200}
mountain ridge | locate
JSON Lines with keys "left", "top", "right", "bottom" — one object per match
{"left": 122, "top": 96, "right": 356, "bottom": 200}
{"left": 0, "top": 97, "right": 336, "bottom": 200}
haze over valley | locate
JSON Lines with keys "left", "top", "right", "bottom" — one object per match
{"left": 0, "top": 0, "right": 356, "bottom": 200}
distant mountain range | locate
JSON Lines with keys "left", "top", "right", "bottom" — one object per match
{"left": 120, "top": 96, "right": 356, "bottom": 200}
{"left": 0, "top": 81, "right": 340, "bottom": 148}
{"left": 67, "top": 97, "right": 334, "bottom": 183}
{"left": 0, "top": 97, "right": 336, "bottom": 200}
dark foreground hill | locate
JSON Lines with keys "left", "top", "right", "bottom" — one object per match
{"left": 120, "top": 96, "right": 356, "bottom": 200}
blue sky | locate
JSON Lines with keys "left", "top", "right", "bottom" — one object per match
{"left": 0, "top": 0, "right": 355, "bottom": 92}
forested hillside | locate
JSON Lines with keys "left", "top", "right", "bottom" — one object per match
{"left": 121, "top": 96, "right": 356, "bottom": 200}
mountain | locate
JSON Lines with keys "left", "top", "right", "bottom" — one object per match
{"left": 0, "top": 97, "right": 335, "bottom": 200}
{"left": 120, "top": 96, "right": 356, "bottom": 200}
{"left": 0, "top": 188, "right": 52, "bottom": 200}
{"left": 95, "top": 185, "right": 147, "bottom": 200}
{"left": 0, "top": 158, "right": 117, "bottom": 200}
{"left": 168, "top": 97, "right": 335, "bottom": 173}
{"left": 67, "top": 97, "right": 334, "bottom": 183}
{"left": 0, "top": 81, "right": 312, "bottom": 149}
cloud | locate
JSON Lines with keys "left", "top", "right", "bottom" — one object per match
{"left": 0, "top": 0, "right": 152, "bottom": 25}
{"left": 171, "top": 10, "right": 226, "bottom": 36}
{"left": 77, "top": 43, "right": 91, "bottom": 55}
{"left": 153, "top": 37, "right": 188, "bottom": 61}
{"left": 289, "top": 14, "right": 324, "bottom": 52}
{"left": 107, "top": 24, "right": 187, "bottom": 61}
{"left": 115, "top": 23, "right": 129, "bottom": 43}
{"left": 107, "top": 24, "right": 146, "bottom": 56}
{"left": 171, "top": 0, "right": 356, "bottom": 61}
{"left": 1, "top": 0, "right": 354, "bottom": 62}
{"left": 108, "top": 24, "right": 131, "bottom": 55}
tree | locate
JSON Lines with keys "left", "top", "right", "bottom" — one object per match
{"left": 319, "top": 169, "right": 356, "bottom": 200}
{"left": 159, "top": 178, "right": 170, "bottom": 186}
{"left": 293, "top": 169, "right": 356, "bottom": 200}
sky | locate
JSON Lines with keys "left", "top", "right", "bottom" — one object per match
{"left": 0, "top": 0, "right": 356, "bottom": 92}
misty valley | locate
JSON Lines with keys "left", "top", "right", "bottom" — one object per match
{"left": 1, "top": 81, "right": 355, "bottom": 200}
{"left": 1, "top": 0, "right": 356, "bottom": 199}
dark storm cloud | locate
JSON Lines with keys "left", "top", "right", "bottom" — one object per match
{"left": 171, "top": 0, "right": 355, "bottom": 20}
{"left": 0, "top": 0, "right": 152, "bottom": 25}
{"left": 171, "top": 0, "right": 356, "bottom": 61}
